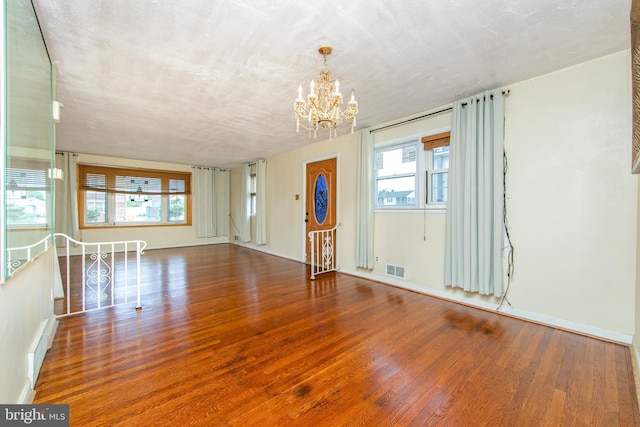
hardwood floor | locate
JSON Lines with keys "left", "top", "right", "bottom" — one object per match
{"left": 35, "top": 244, "right": 640, "bottom": 426}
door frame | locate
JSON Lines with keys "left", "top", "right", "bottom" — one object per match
{"left": 301, "top": 153, "right": 340, "bottom": 263}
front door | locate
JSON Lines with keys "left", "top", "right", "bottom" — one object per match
{"left": 305, "top": 158, "right": 337, "bottom": 263}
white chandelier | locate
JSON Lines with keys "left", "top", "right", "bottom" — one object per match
{"left": 294, "top": 46, "right": 358, "bottom": 139}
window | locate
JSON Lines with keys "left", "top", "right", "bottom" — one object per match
{"left": 422, "top": 132, "right": 450, "bottom": 205}
{"left": 375, "top": 141, "right": 418, "bottom": 207}
{"left": 373, "top": 130, "right": 450, "bottom": 210}
{"left": 78, "top": 165, "right": 191, "bottom": 228}
{"left": 6, "top": 160, "right": 51, "bottom": 227}
{"left": 249, "top": 163, "right": 257, "bottom": 216}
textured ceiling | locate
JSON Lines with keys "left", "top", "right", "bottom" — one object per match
{"left": 32, "top": 0, "right": 631, "bottom": 168}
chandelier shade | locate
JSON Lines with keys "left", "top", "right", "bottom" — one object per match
{"left": 294, "top": 46, "right": 358, "bottom": 139}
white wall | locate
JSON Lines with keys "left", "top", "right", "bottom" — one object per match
{"left": 0, "top": 248, "right": 57, "bottom": 403}
{"left": 231, "top": 50, "right": 637, "bottom": 341}
{"left": 503, "top": 51, "right": 635, "bottom": 336}
{"left": 73, "top": 153, "right": 228, "bottom": 250}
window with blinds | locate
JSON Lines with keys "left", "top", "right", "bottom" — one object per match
{"left": 6, "top": 159, "right": 51, "bottom": 226}
{"left": 78, "top": 165, "right": 191, "bottom": 228}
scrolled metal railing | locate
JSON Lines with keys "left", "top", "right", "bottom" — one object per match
{"left": 6, "top": 235, "right": 52, "bottom": 276}
{"left": 54, "top": 233, "right": 147, "bottom": 316}
{"left": 308, "top": 223, "right": 340, "bottom": 280}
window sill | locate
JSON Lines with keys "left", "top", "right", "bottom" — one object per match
{"left": 374, "top": 207, "right": 446, "bottom": 214}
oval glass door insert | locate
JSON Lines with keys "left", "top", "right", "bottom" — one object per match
{"left": 314, "top": 174, "right": 328, "bottom": 224}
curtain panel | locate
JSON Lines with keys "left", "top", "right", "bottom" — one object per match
{"left": 444, "top": 90, "right": 505, "bottom": 296}
{"left": 214, "top": 168, "right": 230, "bottom": 237}
{"left": 355, "top": 129, "right": 374, "bottom": 269}
{"left": 54, "top": 151, "right": 80, "bottom": 245}
{"left": 193, "top": 167, "right": 216, "bottom": 238}
{"left": 193, "top": 167, "right": 230, "bottom": 238}
{"left": 255, "top": 159, "right": 267, "bottom": 245}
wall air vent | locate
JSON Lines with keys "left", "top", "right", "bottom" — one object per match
{"left": 385, "top": 264, "right": 406, "bottom": 280}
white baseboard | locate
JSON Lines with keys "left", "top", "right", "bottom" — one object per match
{"left": 144, "top": 239, "right": 230, "bottom": 251}
{"left": 45, "top": 317, "right": 59, "bottom": 350}
{"left": 17, "top": 381, "right": 34, "bottom": 404}
{"left": 230, "top": 241, "right": 303, "bottom": 263}
{"left": 340, "top": 267, "right": 633, "bottom": 345}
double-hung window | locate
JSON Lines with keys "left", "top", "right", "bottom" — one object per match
{"left": 422, "top": 132, "right": 450, "bottom": 206}
{"left": 249, "top": 163, "right": 257, "bottom": 216}
{"left": 78, "top": 165, "right": 191, "bottom": 228}
{"left": 374, "top": 130, "right": 450, "bottom": 210}
{"left": 374, "top": 141, "right": 418, "bottom": 208}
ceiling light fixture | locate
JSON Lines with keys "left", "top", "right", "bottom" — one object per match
{"left": 294, "top": 46, "right": 358, "bottom": 139}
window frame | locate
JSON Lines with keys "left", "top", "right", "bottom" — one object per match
{"left": 422, "top": 131, "right": 450, "bottom": 208}
{"left": 374, "top": 139, "right": 419, "bottom": 209}
{"left": 249, "top": 162, "right": 257, "bottom": 217}
{"left": 5, "top": 158, "right": 52, "bottom": 229}
{"left": 78, "top": 164, "right": 192, "bottom": 229}
{"left": 374, "top": 128, "right": 450, "bottom": 212}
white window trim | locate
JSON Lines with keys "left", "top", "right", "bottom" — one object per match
{"left": 374, "top": 139, "right": 420, "bottom": 210}
{"left": 373, "top": 127, "right": 450, "bottom": 214}
{"left": 425, "top": 149, "right": 449, "bottom": 208}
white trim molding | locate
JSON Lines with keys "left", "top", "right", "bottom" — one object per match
{"left": 340, "top": 267, "right": 634, "bottom": 345}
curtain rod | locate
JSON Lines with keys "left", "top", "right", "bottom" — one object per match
{"left": 369, "top": 107, "right": 452, "bottom": 133}
{"left": 369, "top": 90, "right": 510, "bottom": 134}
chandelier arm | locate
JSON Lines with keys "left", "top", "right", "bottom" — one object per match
{"left": 307, "top": 97, "right": 321, "bottom": 113}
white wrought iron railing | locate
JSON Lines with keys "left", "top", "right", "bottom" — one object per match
{"left": 308, "top": 223, "right": 340, "bottom": 280}
{"left": 54, "top": 233, "right": 147, "bottom": 317}
{"left": 6, "top": 235, "right": 52, "bottom": 276}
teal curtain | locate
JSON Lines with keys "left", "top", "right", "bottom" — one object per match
{"left": 445, "top": 90, "right": 505, "bottom": 296}
{"left": 355, "top": 129, "right": 374, "bottom": 269}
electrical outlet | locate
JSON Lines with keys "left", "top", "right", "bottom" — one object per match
{"left": 375, "top": 256, "right": 379, "bottom": 262}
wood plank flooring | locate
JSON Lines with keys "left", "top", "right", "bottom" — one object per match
{"left": 34, "top": 244, "right": 640, "bottom": 426}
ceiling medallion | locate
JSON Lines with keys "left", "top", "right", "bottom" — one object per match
{"left": 294, "top": 46, "right": 358, "bottom": 139}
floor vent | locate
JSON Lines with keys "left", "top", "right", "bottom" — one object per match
{"left": 28, "top": 321, "right": 49, "bottom": 389}
{"left": 385, "top": 264, "right": 406, "bottom": 279}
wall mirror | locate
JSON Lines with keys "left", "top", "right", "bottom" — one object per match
{"left": 3, "top": 0, "right": 54, "bottom": 280}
